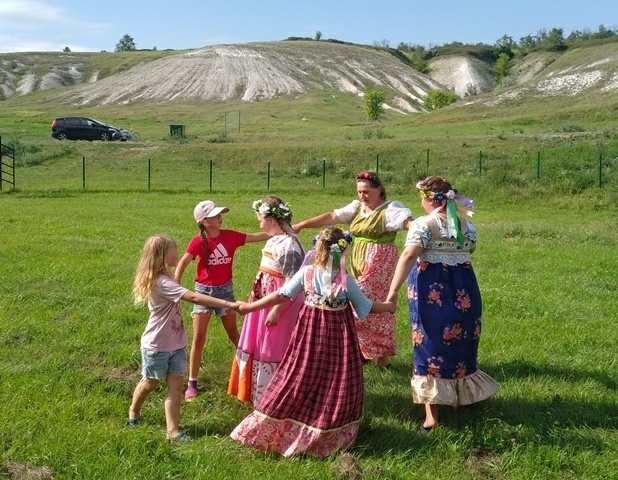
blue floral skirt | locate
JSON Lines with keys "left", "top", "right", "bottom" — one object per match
{"left": 407, "top": 260, "right": 497, "bottom": 406}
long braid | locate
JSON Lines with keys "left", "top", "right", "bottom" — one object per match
{"left": 277, "top": 218, "right": 305, "bottom": 256}
{"left": 199, "top": 224, "right": 210, "bottom": 272}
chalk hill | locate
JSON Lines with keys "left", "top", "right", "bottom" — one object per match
{"left": 1, "top": 40, "right": 617, "bottom": 112}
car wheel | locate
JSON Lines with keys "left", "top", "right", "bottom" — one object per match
{"left": 100, "top": 132, "right": 110, "bottom": 141}
{"left": 57, "top": 132, "right": 68, "bottom": 140}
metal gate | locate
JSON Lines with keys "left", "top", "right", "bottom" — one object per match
{"left": 0, "top": 136, "right": 16, "bottom": 191}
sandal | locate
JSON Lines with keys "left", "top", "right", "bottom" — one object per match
{"left": 166, "top": 432, "right": 191, "bottom": 443}
{"left": 127, "top": 415, "right": 143, "bottom": 427}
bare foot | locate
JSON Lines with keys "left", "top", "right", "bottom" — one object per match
{"left": 376, "top": 356, "right": 390, "bottom": 368}
{"left": 423, "top": 403, "right": 439, "bottom": 430}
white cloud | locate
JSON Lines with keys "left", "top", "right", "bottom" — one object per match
{"left": 0, "top": 0, "right": 70, "bottom": 29}
{"left": 0, "top": 0, "right": 113, "bottom": 52}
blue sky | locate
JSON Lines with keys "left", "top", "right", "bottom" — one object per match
{"left": 0, "top": 0, "right": 616, "bottom": 53}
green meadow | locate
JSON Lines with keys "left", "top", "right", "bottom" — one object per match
{"left": 1, "top": 184, "right": 617, "bottom": 479}
{"left": 1, "top": 44, "right": 618, "bottom": 477}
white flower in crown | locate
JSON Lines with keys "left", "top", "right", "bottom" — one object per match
{"left": 252, "top": 199, "right": 292, "bottom": 219}
{"left": 258, "top": 204, "right": 271, "bottom": 217}
{"left": 329, "top": 244, "right": 341, "bottom": 254}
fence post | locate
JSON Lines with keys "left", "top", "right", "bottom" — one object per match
{"left": 537, "top": 151, "right": 541, "bottom": 179}
{"left": 599, "top": 153, "right": 603, "bottom": 188}
{"left": 209, "top": 160, "right": 213, "bottom": 193}
{"left": 322, "top": 158, "right": 326, "bottom": 189}
{"left": 82, "top": 157, "right": 86, "bottom": 189}
{"left": 147, "top": 158, "right": 151, "bottom": 190}
{"left": 479, "top": 151, "right": 482, "bottom": 175}
{"left": 376, "top": 154, "right": 380, "bottom": 175}
{"left": 267, "top": 161, "right": 271, "bottom": 191}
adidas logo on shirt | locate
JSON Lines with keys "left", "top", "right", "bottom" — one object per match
{"left": 207, "top": 243, "right": 232, "bottom": 266}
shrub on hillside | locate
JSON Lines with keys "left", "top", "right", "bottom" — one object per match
{"left": 362, "top": 90, "right": 385, "bottom": 121}
{"left": 494, "top": 52, "right": 511, "bottom": 82}
{"left": 424, "top": 90, "right": 458, "bottom": 110}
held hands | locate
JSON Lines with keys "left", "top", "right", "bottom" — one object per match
{"left": 227, "top": 301, "right": 242, "bottom": 313}
{"left": 383, "top": 301, "right": 397, "bottom": 314}
{"left": 236, "top": 301, "right": 251, "bottom": 316}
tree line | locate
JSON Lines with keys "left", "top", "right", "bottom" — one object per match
{"left": 397, "top": 24, "right": 618, "bottom": 74}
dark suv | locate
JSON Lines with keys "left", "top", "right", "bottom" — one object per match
{"left": 51, "top": 117, "right": 121, "bottom": 141}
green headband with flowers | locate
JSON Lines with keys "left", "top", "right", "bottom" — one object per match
{"left": 308, "top": 229, "right": 353, "bottom": 298}
{"left": 252, "top": 199, "right": 292, "bottom": 219}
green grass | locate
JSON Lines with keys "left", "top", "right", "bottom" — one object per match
{"left": 1, "top": 187, "right": 617, "bottom": 479}
{"left": 1, "top": 44, "right": 618, "bottom": 477}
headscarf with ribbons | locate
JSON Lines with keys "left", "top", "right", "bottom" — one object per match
{"left": 417, "top": 180, "right": 475, "bottom": 247}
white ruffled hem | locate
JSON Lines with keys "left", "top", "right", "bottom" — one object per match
{"left": 411, "top": 369, "right": 499, "bottom": 407}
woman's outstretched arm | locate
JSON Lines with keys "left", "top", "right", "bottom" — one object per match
{"left": 292, "top": 212, "right": 341, "bottom": 233}
{"left": 386, "top": 245, "right": 423, "bottom": 303}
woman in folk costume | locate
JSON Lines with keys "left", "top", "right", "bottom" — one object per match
{"left": 387, "top": 176, "right": 498, "bottom": 431}
{"left": 293, "top": 171, "right": 412, "bottom": 368}
{"left": 231, "top": 227, "right": 396, "bottom": 457}
{"left": 228, "top": 196, "right": 304, "bottom": 406}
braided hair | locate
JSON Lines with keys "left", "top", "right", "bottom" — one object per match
{"left": 314, "top": 227, "right": 347, "bottom": 269}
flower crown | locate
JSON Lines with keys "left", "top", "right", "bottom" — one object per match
{"left": 312, "top": 230, "right": 353, "bottom": 252}
{"left": 416, "top": 180, "right": 457, "bottom": 202}
{"left": 252, "top": 200, "right": 292, "bottom": 219}
{"left": 355, "top": 171, "right": 381, "bottom": 184}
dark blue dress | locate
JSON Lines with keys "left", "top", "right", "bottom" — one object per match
{"left": 406, "top": 212, "right": 498, "bottom": 406}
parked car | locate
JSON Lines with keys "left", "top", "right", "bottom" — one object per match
{"left": 51, "top": 117, "right": 122, "bottom": 141}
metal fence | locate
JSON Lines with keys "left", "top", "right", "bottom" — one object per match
{"left": 6, "top": 148, "right": 618, "bottom": 194}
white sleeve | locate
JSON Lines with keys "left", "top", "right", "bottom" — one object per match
{"left": 384, "top": 201, "right": 412, "bottom": 231}
{"left": 333, "top": 200, "right": 360, "bottom": 224}
{"left": 404, "top": 216, "right": 431, "bottom": 248}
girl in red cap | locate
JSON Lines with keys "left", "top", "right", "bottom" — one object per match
{"left": 175, "top": 200, "right": 269, "bottom": 402}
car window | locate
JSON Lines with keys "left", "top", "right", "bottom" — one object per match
{"left": 66, "top": 118, "right": 81, "bottom": 125}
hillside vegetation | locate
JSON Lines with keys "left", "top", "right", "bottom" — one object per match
{"left": 1, "top": 37, "right": 616, "bottom": 103}
{"left": 0, "top": 38, "right": 617, "bottom": 199}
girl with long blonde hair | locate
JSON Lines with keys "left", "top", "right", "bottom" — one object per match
{"left": 129, "top": 234, "right": 239, "bottom": 442}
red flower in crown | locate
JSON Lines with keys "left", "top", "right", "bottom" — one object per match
{"left": 355, "top": 171, "right": 379, "bottom": 183}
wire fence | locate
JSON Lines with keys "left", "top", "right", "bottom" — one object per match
{"left": 6, "top": 147, "right": 618, "bottom": 194}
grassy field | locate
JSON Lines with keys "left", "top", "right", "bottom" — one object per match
{"left": 1, "top": 45, "right": 618, "bottom": 478}
{"left": 1, "top": 79, "right": 617, "bottom": 198}
{"left": 1, "top": 184, "right": 617, "bottom": 479}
